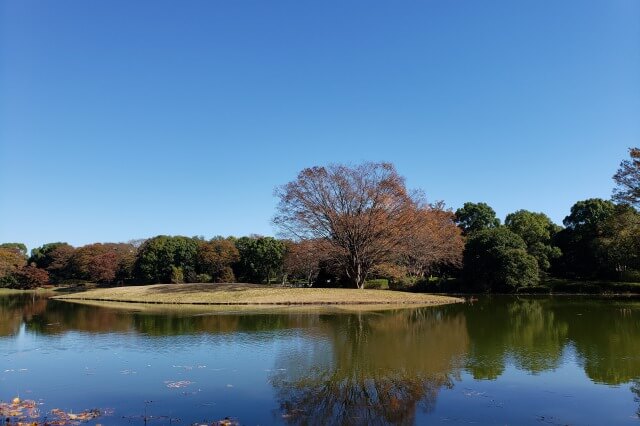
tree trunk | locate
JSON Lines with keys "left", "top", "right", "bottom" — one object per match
{"left": 346, "top": 252, "right": 367, "bottom": 289}
{"left": 354, "top": 262, "right": 365, "bottom": 289}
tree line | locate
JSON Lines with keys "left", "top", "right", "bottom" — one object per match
{"left": 0, "top": 236, "right": 289, "bottom": 289}
{"left": 1, "top": 148, "right": 638, "bottom": 292}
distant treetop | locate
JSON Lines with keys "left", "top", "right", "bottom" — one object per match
{"left": 612, "top": 147, "right": 640, "bottom": 208}
{"left": 454, "top": 202, "right": 501, "bottom": 235}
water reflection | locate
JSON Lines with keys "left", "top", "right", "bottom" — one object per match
{"left": 2, "top": 295, "right": 640, "bottom": 388}
{"left": 0, "top": 293, "right": 49, "bottom": 336}
{"left": 554, "top": 299, "right": 640, "bottom": 385}
{"left": 633, "top": 381, "right": 640, "bottom": 418}
{"left": 2, "top": 294, "right": 640, "bottom": 423}
{"left": 464, "top": 298, "right": 569, "bottom": 378}
{"left": 270, "top": 309, "right": 468, "bottom": 424}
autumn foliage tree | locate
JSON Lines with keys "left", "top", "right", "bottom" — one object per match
{"left": 0, "top": 247, "right": 27, "bottom": 287}
{"left": 274, "top": 162, "right": 452, "bottom": 289}
{"left": 14, "top": 265, "right": 50, "bottom": 289}
{"left": 283, "top": 239, "right": 332, "bottom": 286}
{"left": 399, "top": 204, "right": 464, "bottom": 278}
{"left": 0, "top": 246, "right": 50, "bottom": 289}
{"left": 0, "top": 243, "right": 28, "bottom": 257}
{"left": 71, "top": 243, "right": 136, "bottom": 284}
{"left": 30, "top": 242, "right": 76, "bottom": 283}
{"left": 196, "top": 237, "right": 240, "bottom": 282}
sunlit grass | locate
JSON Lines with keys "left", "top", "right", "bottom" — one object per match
{"left": 53, "top": 283, "right": 462, "bottom": 307}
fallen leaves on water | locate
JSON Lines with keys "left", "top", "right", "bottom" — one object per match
{"left": 192, "top": 417, "right": 239, "bottom": 426}
{"left": 1, "top": 396, "right": 107, "bottom": 425}
{"left": 0, "top": 398, "right": 40, "bottom": 420}
{"left": 50, "top": 408, "right": 101, "bottom": 422}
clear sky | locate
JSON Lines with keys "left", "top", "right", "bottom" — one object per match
{"left": 1, "top": 0, "right": 639, "bottom": 252}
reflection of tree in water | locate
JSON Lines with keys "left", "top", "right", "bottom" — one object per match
{"left": 271, "top": 308, "right": 469, "bottom": 425}
{"left": 633, "top": 380, "right": 640, "bottom": 418}
{"left": 24, "top": 300, "right": 133, "bottom": 334}
{"left": 0, "top": 294, "right": 48, "bottom": 336}
{"left": 463, "top": 297, "right": 568, "bottom": 379}
{"left": 464, "top": 297, "right": 640, "bottom": 383}
{"left": 462, "top": 296, "right": 640, "bottom": 419}
{"left": 553, "top": 299, "right": 640, "bottom": 385}
{"left": 506, "top": 299, "right": 568, "bottom": 373}
{"left": 12, "top": 299, "right": 325, "bottom": 337}
{"left": 5, "top": 293, "right": 640, "bottom": 418}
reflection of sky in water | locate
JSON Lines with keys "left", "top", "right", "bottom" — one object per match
{"left": 4, "top": 326, "right": 323, "bottom": 424}
{"left": 1, "top": 296, "right": 640, "bottom": 425}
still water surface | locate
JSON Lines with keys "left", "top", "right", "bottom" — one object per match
{"left": 1, "top": 295, "right": 639, "bottom": 425}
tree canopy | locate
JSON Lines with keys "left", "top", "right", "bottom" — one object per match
{"left": 454, "top": 202, "right": 501, "bottom": 235}
{"left": 275, "top": 163, "right": 423, "bottom": 289}
{"left": 505, "top": 210, "right": 561, "bottom": 272}
{"left": 399, "top": 203, "right": 464, "bottom": 278}
{"left": 0, "top": 243, "right": 28, "bottom": 257}
{"left": 613, "top": 147, "right": 640, "bottom": 208}
{"left": 134, "top": 236, "right": 199, "bottom": 283}
{"left": 234, "top": 236, "right": 285, "bottom": 284}
{"left": 463, "top": 227, "right": 539, "bottom": 292}
{"left": 197, "top": 237, "right": 240, "bottom": 282}
{"left": 554, "top": 198, "right": 618, "bottom": 279}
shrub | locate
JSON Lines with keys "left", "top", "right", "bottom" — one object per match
{"left": 364, "top": 279, "right": 389, "bottom": 290}
{"left": 195, "top": 273, "right": 213, "bottom": 283}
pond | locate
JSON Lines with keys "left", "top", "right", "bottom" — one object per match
{"left": 1, "top": 294, "right": 639, "bottom": 425}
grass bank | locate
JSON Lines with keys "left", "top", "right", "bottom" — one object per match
{"left": 535, "top": 278, "right": 640, "bottom": 295}
{"left": 0, "top": 287, "right": 58, "bottom": 296}
{"left": 52, "top": 283, "right": 462, "bottom": 307}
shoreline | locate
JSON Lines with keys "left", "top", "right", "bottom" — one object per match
{"left": 52, "top": 283, "right": 463, "bottom": 308}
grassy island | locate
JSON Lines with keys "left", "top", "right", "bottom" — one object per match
{"left": 53, "top": 283, "right": 462, "bottom": 307}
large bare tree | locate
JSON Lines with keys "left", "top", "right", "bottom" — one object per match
{"left": 274, "top": 162, "right": 418, "bottom": 289}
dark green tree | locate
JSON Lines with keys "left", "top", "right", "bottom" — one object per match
{"left": 234, "top": 236, "right": 285, "bottom": 284}
{"left": 505, "top": 210, "right": 561, "bottom": 272}
{"left": 463, "top": 227, "right": 539, "bottom": 292}
{"left": 562, "top": 198, "right": 616, "bottom": 233}
{"left": 553, "top": 198, "right": 616, "bottom": 279}
{"left": 612, "top": 147, "right": 640, "bottom": 208}
{"left": 134, "top": 236, "right": 199, "bottom": 283}
{"left": 454, "top": 202, "right": 501, "bottom": 235}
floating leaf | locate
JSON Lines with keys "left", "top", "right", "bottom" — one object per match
{"left": 165, "top": 380, "right": 194, "bottom": 388}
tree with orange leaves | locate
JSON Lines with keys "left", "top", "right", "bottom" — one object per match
{"left": 275, "top": 162, "right": 426, "bottom": 289}
{"left": 399, "top": 203, "right": 464, "bottom": 278}
{"left": 283, "top": 239, "right": 332, "bottom": 286}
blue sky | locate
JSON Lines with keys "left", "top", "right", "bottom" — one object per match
{"left": 1, "top": 0, "right": 639, "bottom": 251}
